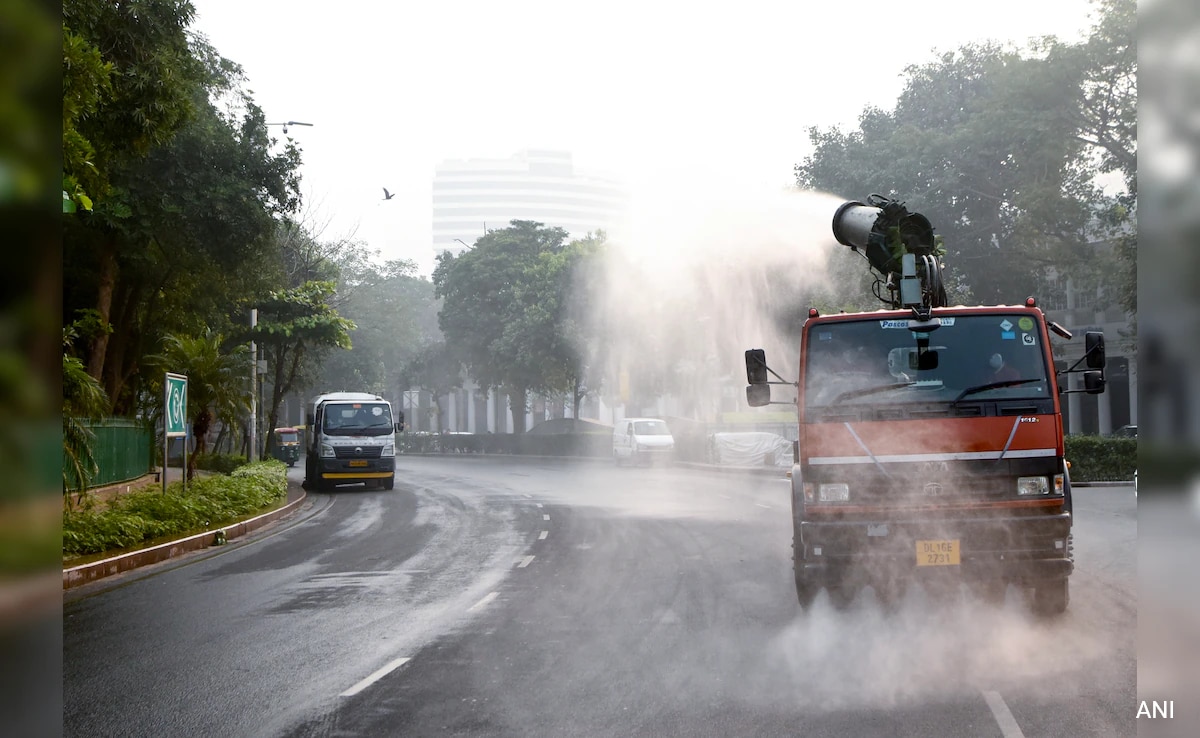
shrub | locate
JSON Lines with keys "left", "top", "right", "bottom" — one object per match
{"left": 1064, "top": 435, "right": 1137, "bottom": 482}
{"left": 192, "top": 452, "right": 249, "bottom": 474}
{"left": 62, "top": 460, "right": 287, "bottom": 558}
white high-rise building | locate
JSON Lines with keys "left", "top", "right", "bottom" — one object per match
{"left": 432, "top": 149, "right": 628, "bottom": 257}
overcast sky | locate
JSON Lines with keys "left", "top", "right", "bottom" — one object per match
{"left": 190, "top": 0, "right": 1099, "bottom": 275}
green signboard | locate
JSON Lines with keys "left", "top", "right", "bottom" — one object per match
{"left": 165, "top": 372, "right": 188, "bottom": 438}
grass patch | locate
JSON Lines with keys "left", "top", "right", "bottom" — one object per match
{"left": 62, "top": 461, "right": 287, "bottom": 562}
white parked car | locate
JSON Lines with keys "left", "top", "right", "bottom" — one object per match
{"left": 612, "top": 418, "right": 675, "bottom": 466}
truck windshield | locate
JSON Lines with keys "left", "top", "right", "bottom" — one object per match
{"left": 322, "top": 403, "right": 394, "bottom": 435}
{"left": 803, "top": 314, "right": 1050, "bottom": 410}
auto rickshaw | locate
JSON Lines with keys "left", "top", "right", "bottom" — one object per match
{"left": 271, "top": 426, "right": 302, "bottom": 466}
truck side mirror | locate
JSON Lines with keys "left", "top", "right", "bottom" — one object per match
{"left": 1085, "top": 331, "right": 1106, "bottom": 369}
{"left": 746, "top": 384, "right": 771, "bottom": 407}
{"left": 1083, "top": 370, "right": 1105, "bottom": 394}
{"left": 746, "top": 349, "right": 768, "bottom": 384}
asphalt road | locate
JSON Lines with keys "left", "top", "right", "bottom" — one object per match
{"left": 64, "top": 456, "right": 1137, "bottom": 737}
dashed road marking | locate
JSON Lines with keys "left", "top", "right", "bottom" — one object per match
{"left": 518, "top": 555, "right": 535, "bottom": 568}
{"left": 983, "top": 691, "right": 1026, "bottom": 738}
{"left": 543, "top": 514, "right": 550, "bottom": 521}
{"left": 538, "top": 531, "right": 548, "bottom": 540}
{"left": 340, "top": 657, "right": 411, "bottom": 698}
{"left": 536, "top": 503, "right": 543, "bottom": 508}
{"left": 468, "top": 591, "right": 499, "bottom": 612}
{"left": 755, "top": 503, "right": 772, "bottom": 509}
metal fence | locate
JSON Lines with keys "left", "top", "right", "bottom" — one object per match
{"left": 67, "top": 417, "right": 155, "bottom": 488}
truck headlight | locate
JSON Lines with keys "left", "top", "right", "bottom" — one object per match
{"left": 320, "top": 443, "right": 335, "bottom": 458}
{"left": 381, "top": 441, "right": 395, "bottom": 457}
{"left": 818, "top": 483, "right": 850, "bottom": 502}
{"left": 1017, "top": 476, "right": 1049, "bottom": 495}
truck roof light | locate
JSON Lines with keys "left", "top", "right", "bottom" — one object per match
{"left": 1026, "top": 296, "right": 1037, "bottom": 307}
{"left": 808, "top": 308, "right": 820, "bottom": 318}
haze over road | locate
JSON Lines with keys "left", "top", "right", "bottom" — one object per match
{"left": 64, "top": 457, "right": 1136, "bottom": 737}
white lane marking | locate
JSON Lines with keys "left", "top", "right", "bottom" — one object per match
{"left": 468, "top": 592, "right": 499, "bottom": 612}
{"left": 755, "top": 503, "right": 772, "bottom": 509}
{"left": 518, "top": 555, "right": 535, "bottom": 568}
{"left": 536, "top": 503, "right": 543, "bottom": 508}
{"left": 543, "top": 514, "right": 550, "bottom": 521}
{"left": 538, "top": 530, "right": 548, "bottom": 540}
{"left": 983, "top": 691, "right": 1026, "bottom": 738}
{"left": 340, "top": 657, "right": 411, "bottom": 698}
{"left": 523, "top": 493, "right": 533, "bottom": 498}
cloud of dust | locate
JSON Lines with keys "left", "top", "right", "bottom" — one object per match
{"left": 734, "top": 590, "right": 1115, "bottom": 714}
{"left": 575, "top": 184, "right": 851, "bottom": 419}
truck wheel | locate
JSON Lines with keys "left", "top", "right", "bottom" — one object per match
{"left": 794, "top": 570, "right": 818, "bottom": 610}
{"left": 383, "top": 475, "right": 394, "bottom": 491}
{"left": 1032, "top": 578, "right": 1069, "bottom": 617}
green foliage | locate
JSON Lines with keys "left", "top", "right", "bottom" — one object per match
{"left": 62, "top": 0, "right": 204, "bottom": 205}
{"left": 62, "top": 460, "right": 286, "bottom": 558}
{"left": 144, "top": 328, "right": 251, "bottom": 479}
{"left": 318, "top": 253, "right": 441, "bottom": 399}
{"left": 431, "top": 222, "right": 609, "bottom": 431}
{"left": 192, "top": 451, "right": 248, "bottom": 474}
{"left": 251, "top": 280, "right": 355, "bottom": 456}
{"left": 1064, "top": 435, "right": 1136, "bottom": 482}
{"left": 63, "top": 322, "right": 111, "bottom": 495}
{"left": 795, "top": 0, "right": 1136, "bottom": 311}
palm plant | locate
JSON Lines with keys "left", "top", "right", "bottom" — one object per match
{"left": 145, "top": 329, "right": 251, "bottom": 481}
{"left": 63, "top": 325, "right": 110, "bottom": 505}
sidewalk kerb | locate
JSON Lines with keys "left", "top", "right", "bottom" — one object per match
{"left": 63, "top": 488, "right": 307, "bottom": 590}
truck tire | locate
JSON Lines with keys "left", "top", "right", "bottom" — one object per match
{"left": 1032, "top": 578, "right": 1069, "bottom": 617}
{"left": 794, "top": 569, "right": 818, "bottom": 610}
{"left": 383, "top": 475, "right": 394, "bottom": 490}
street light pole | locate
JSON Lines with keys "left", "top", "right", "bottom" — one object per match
{"left": 249, "top": 309, "right": 257, "bottom": 462}
{"left": 266, "top": 120, "right": 314, "bottom": 134}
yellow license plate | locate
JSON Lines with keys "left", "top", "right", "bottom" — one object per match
{"left": 348, "top": 460, "right": 369, "bottom": 467}
{"left": 916, "top": 539, "right": 960, "bottom": 566}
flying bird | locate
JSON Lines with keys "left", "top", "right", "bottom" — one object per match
{"left": 382, "top": 188, "right": 395, "bottom": 201}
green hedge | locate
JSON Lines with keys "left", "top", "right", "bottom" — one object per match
{"left": 63, "top": 461, "right": 287, "bottom": 559}
{"left": 192, "top": 452, "right": 249, "bottom": 474}
{"left": 1064, "top": 435, "right": 1137, "bottom": 482}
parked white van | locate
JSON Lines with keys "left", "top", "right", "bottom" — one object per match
{"left": 613, "top": 417, "right": 675, "bottom": 465}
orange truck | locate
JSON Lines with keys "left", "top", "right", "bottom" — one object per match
{"left": 745, "top": 195, "right": 1107, "bottom": 616}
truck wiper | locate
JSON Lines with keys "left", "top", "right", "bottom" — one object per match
{"left": 832, "top": 381, "right": 917, "bottom": 404}
{"left": 952, "top": 378, "right": 1041, "bottom": 404}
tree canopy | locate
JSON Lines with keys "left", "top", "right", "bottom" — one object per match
{"left": 432, "top": 221, "right": 608, "bottom": 432}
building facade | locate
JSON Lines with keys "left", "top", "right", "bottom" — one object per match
{"left": 431, "top": 149, "right": 629, "bottom": 257}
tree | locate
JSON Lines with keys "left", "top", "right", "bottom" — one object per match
{"left": 433, "top": 221, "right": 579, "bottom": 433}
{"left": 145, "top": 329, "right": 250, "bottom": 480}
{"left": 249, "top": 281, "right": 355, "bottom": 458}
{"left": 317, "top": 253, "right": 441, "bottom": 401}
{"left": 63, "top": 7, "right": 302, "bottom": 413}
